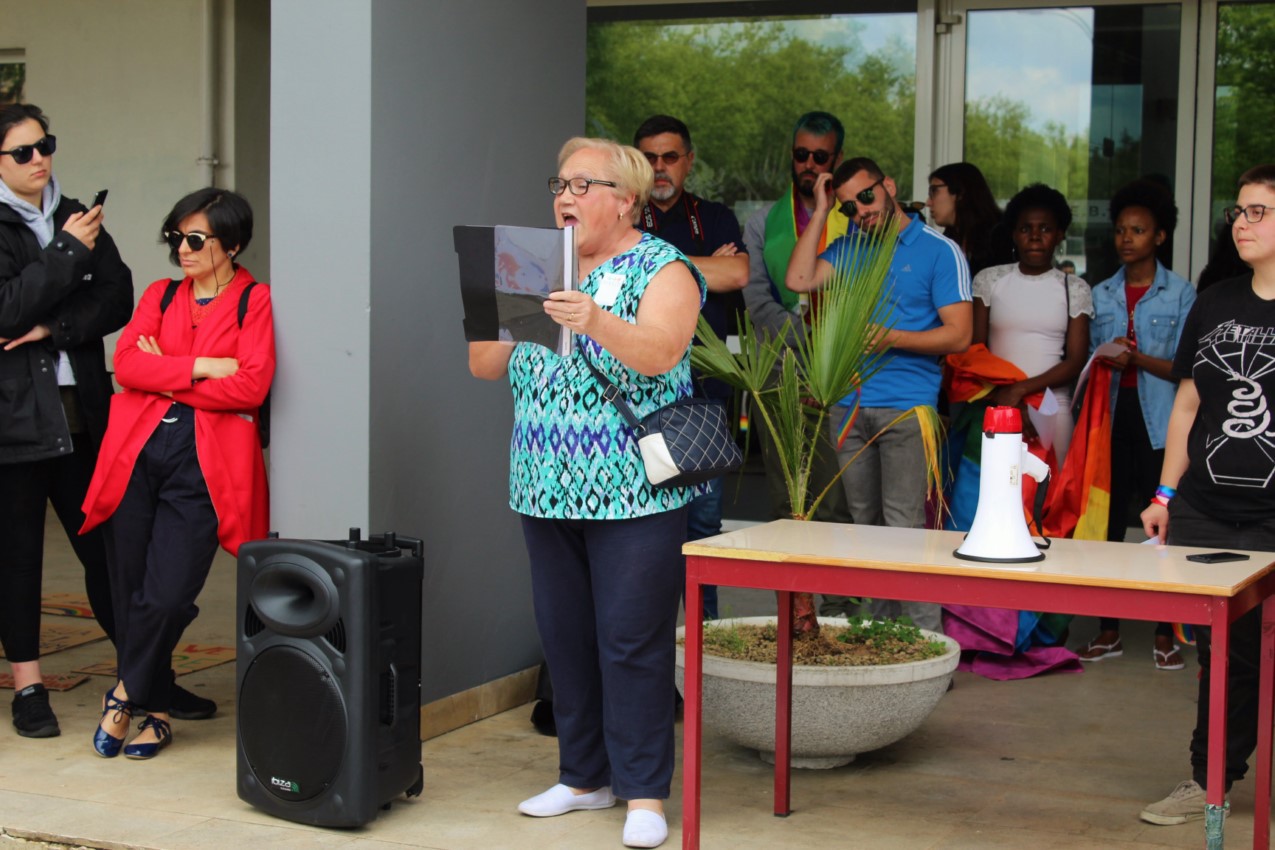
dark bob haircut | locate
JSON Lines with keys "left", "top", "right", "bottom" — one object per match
{"left": 1003, "top": 183, "right": 1072, "bottom": 232}
{"left": 0, "top": 103, "right": 49, "bottom": 147}
{"left": 1109, "top": 179, "right": 1178, "bottom": 235}
{"left": 160, "top": 188, "right": 253, "bottom": 266}
{"left": 633, "top": 114, "right": 693, "bottom": 152}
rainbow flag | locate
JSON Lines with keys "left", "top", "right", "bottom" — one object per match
{"left": 1040, "top": 359, "right": 1114, "bottom": 540}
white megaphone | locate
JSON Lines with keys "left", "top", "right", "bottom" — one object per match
{"left": 954, "top": 406, "right": 1050, "bottom": 564}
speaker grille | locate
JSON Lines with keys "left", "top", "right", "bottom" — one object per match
{"left": 244, "top": 605, "right": 265, "bottom": 638}
{"left": 324, "top": 619, "right": 346, "bottom": 654}
{"left": 239, "top": 646, "right": 347, "bottom": 802}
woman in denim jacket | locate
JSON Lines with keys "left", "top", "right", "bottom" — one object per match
{"left": 1079, "top": 180, "right": 1196, "bottom": 668}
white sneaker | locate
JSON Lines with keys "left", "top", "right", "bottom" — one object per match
{"left": 623, "top": 809, "right": 668, "bottom": 848}
{"left": 1139, "top": 780, "right": 1228, "bottom": 825}
{"left": 517, "top": 783, "right": 616, "bottom": 817}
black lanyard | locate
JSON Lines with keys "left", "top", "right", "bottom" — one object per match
{"left": 640, "top": 192, "right": 703, "bottom": 244}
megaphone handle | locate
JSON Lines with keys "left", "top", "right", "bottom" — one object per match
{"left": 1032, "top": 476, "right": 1052, "bottom": 550}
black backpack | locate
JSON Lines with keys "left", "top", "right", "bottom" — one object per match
{"left": 158, "top": 278, "right": 271, "bottom": 448}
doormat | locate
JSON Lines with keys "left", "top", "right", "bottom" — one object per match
{"left": 75, "top": 643, "right": 236, "bottom": 678}
{"left": 41, "top": 593, "right": 97, "bottom": 619}
{"left": 0, "top": 620, "right": 107, "bottom": 659}
{"left": 0, "top": 672, "right": 90, "bottom": 691}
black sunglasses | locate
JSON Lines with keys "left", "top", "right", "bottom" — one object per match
{"left": 839, "top": 179, "right": 887, "bottom": 219}
{"left": 164, "top": 230, "right": 218, "bottom": 252}
{"left": 0, "top": 135, "right": 56, "bottom": 165}
{"left": 792, "top": 147, "right": 832, "bottom": 166}
{"left": 642, "top": 150, "right": 686, "bottom": 167}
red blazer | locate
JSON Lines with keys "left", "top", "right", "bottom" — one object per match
{"left": 82, "top": 267, "right": 274, "bottom": 555}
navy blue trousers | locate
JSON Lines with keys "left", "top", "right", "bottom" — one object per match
{"left": 106, "top": 403, "right": 219, "bottom": 711}
{"left": 521, "top": 507, "right": 687, "bottom": 800}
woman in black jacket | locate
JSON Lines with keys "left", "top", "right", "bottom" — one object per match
{"left": 0, "top": 103, "right": 132, "bottom": 738}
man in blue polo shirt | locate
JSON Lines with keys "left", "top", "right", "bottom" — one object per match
{"left": 786, "top": 157, "right": 971, "bottom": 632}
{"left": 633, "top": 114, "right": 747, "bottom": 620}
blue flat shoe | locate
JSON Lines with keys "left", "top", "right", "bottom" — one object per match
{"left": 92, "top": 687, "right": 133, "bottom": 758}
{"left": 124, "top": 715, "right": 172, "bottom": 760}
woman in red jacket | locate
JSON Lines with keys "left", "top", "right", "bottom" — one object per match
{"left": 82, "top": 188, "right": 273, "bottom": 759}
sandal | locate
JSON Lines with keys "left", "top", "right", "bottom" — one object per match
{"left": 1077, "top": 637, "right": 1123, "bottom": 661}
{"left": 92, "top": 687, "right": 133, "bottom": 758}
{"left": 1155, "top": 645, "right": 1185, "bottom": 671}
{"left": 124, "top": 715, "right": 172, "bottom": 760}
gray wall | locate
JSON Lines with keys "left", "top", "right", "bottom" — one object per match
{"left": 271, "top": 0, "right": 584, "bottom": 701}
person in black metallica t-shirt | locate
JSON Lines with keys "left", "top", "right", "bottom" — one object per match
{"left": 1139, "top": 164, "right": 1275, "bottom": 827}
{"left": 633, "top": 114, "right": 747, "bottom": 621}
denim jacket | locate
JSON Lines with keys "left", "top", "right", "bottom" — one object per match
{"left": 1089, "top": 261, "right": 1196, "bottom": 449}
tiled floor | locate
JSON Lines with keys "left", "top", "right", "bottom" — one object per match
{"left": 0, "top": 514, "right": 1269, "bottom": 849}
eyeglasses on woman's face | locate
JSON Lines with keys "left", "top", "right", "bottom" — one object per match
{"left": 1226, "top": 204, "right": 1269, "bottom": 225}
{"left": 838, "top": 179, "right": 887, "bottom": 219}
{"left": 164, "top": 230, "right": 218, "bottom": 252}
{"left": 927, "top": 183, "right": 949, "bottom": 198}
{"left": 548, "top": 177, "right": 618, "bottom": 196}
{"left": 0, "top": 135, "right": 56, "bottom": 165}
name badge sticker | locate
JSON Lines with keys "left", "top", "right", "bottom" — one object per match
{"left": 595, "top": 273, "right": 624, "bottom": 307}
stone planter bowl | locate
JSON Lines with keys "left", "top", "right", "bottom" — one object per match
{"left": 676, "top": 616, "right": 961, "bottom": 769}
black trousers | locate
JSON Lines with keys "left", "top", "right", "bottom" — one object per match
{"left": 107, "top": 404, "right": 219, "bottom": 711}
{"left": 1169, "top": 496, "right": 1275, "bottom": 790}
{"left": 0, "top": 434, "right": 114, "bottom": 662}
{"left": 1099, "top": 386, "right": 1171, "bottom": 637}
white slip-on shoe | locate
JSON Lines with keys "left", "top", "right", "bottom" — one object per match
{"left": 623, "top": 808, "right": 668, "bottom": 848}
{"left": 517, "top": 783, "right": 616, "bottom": 817}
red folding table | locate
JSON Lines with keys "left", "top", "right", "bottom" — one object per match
{"left": 681, "top": 520, "right": 1275, "bottom": 850}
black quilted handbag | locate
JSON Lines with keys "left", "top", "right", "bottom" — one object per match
{"left": 582, "top": 357, "right": 743, "bottom": 490}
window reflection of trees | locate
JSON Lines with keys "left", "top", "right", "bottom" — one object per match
{"left": 0, "top": 63, "right": 25, "bottom": 105}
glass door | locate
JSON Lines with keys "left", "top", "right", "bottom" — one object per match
{"left": 933, "top": 1, "right": 1194, "bottom": 283}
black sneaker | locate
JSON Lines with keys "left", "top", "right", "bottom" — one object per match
{"left": 12, "top": 684, "right": 60, "bottom": 738}
{"left": 169, "top": 673, "right": 216, "bottom": 720}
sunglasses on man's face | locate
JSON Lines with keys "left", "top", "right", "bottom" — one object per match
{"left": 838, "top": 179, "right": 887, "bottom": 219}
{"left": 642, "top": 151, "right": 686, "bottom": 167}
{"left": 0, "top": 135, "right": 56, "bottom": 165}
{"left": 792, "top": 147, "right": 832, "bottom": 166}
{"left": 164, "top": 230, "right": 218, "bottom": 252}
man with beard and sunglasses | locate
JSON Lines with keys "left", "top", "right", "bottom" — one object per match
{"left": 740, "top": 112, "right": 853, "bottom": 530}
{"left": 786, "top": 157, "right": 972, "bottom": 634}
{"left": 633, "top": 114, "right": 746, "bottom": 620}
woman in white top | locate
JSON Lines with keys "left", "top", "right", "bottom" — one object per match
{"left": 973, "top": 183, "right": 1093, "bottom": 465}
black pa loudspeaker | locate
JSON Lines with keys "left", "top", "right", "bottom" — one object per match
{"left": 236, "top": 529, "right": 424, "bottom": 827}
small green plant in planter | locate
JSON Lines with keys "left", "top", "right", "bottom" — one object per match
{"left": 691, "top": 217, "right": 945, "bottom": 638}
{"left": 699, "top": 616, "right": 948, "bottom": 666}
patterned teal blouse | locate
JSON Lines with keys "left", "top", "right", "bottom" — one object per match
{"left": 508, "top": 232, "right": 707, "bottom": 519}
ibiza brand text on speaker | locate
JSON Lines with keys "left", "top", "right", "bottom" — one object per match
{"left": 236, "top": 530, "right": 424, "bottom": 827}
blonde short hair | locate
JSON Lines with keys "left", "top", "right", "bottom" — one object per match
{"left": 557, "top": 137, "right": 654, "bottom": 223}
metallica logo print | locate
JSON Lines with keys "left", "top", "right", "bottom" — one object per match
{"left": 1195, "top": 320, "right": 1275, "bottom": 488}
{"left": 1173, "top": 277, "right": 1275, "bottom": 521}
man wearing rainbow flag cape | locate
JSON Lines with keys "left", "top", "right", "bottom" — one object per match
{"left": 741, "top": 112, "right": 852, "bottom": 525}
{"left": 786, "top": 157, "right": 972, "bottom": 633}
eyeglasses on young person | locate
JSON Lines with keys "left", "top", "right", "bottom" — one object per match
{"left": 838, "top": 179, "right": 887, "bottom": 219}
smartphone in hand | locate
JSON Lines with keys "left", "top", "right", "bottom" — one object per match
{"left": 90, "top": 189, "right": 108, "bottom": 209}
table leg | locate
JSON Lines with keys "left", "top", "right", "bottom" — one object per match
{"left": 1206, "top": 602, "right": 1231, "bottom": 850}
{"left": 774, "top": 590, "right": 793, "bottom": 817}
{"left": 683, "top": 572, "right": 705, "bottom": 850}
{"left": 1254, "top": 596, "right": 1275, "bottom": 850}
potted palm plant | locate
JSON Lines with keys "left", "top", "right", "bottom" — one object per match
{"left": 680, "top": 217, "right": 959, "bottom": 767}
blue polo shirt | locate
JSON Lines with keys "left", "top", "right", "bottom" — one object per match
{"left": 819, "top": 213, "right": 970, "bottom": 410}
